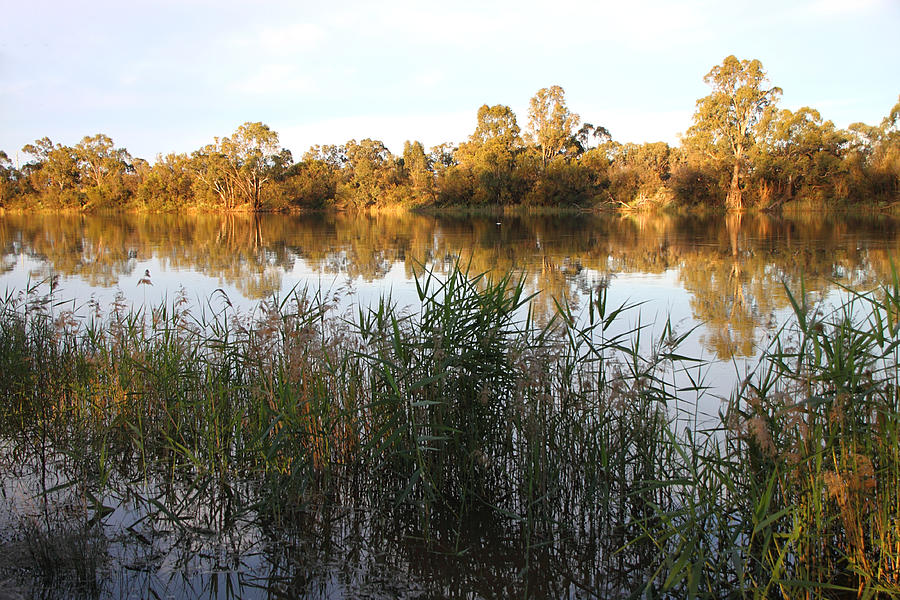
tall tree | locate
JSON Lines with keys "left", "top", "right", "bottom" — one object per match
{"left": 573, "top": 123, "right": 611, "bottom": 154}
{"left": 456, "top": 104, "right": 524, "bottom": 204}
{"left": 221, "top": 122, "right": 283, "bottom": 210}
{"left": 340, "top": 138, "right": 398, "bottom": 207}
{"left": 191, "top": 122, "right": 284, "bottom": 210}
{"left": 191, "top": 142, "right": 236, "bottom": 208}
{"left": 21, "top": 137, "right": 80, "bottom": 199}
{"left": 527, "top": 85, "right": 580, "bottom": 167}
{"left": 469, "top": 104, "right": 522, "bottom": 148}
{"left": 686, "top": 56, "right": 781, "bottom": 209}
{"left": 74, "top": 133, "right": 132, "bottom": 190}
{"left": 402, "top": 140, "right": 434, "bottom": 202}
{"left": 757, "top": 107, "right": 846, "bottom": 201}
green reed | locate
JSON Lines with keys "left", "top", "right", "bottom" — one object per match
{"left": 1, "top": 264, "right": 899, "bottom": 598}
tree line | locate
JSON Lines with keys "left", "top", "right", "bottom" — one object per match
{"left": 1, "top": 56, "right": 898, "bottom": 212}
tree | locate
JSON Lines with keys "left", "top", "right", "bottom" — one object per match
{"left": 686, "top": 56, "right": 781, "bottom": 209}
{"left": 221, "top": 122, "right": 283, "bottom": 210}
{"left": 756, "top": 107, "right": 846, "bottom": 202}
{"left": 871, "top": 95, "right": 900, "bottom": 200}
{"left": 469, "top": 104, "right": 522, "bottom": 148}
{"left": 191, "top": 142, "right": 236, "bottom": 208}
{"left": 455, "top": 105, "right": 525, "bottom": 204}
{"left": 527, "top": 85, "right": 580, "bottom": 167}
{"left": 339, "top": 139, "right": 399, "bottom": 207}
{"left": 137, "top": 153, "right": 195, "bottom": 209}
{"left": 22, "top": 137, "right": 80, "bottom": 192}
{"left": 190, "top": 122, "right": 284, "bottom": 210}
{"left": 402, "top": 140, "right": 434, "bottom": 203}
{"left": 21, "top": 137, "right": 82, "bottom": 206}
{"left": 573, "top": 123, "right": 611, "bottom": 154}
{"left": 74, "top": 133, "right": 132, "bottom": 191}
{"left": 0, "top": 150, "right": 16, "bottom": 206}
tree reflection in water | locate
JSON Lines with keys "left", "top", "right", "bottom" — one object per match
{"left": 1, "top": 209, "right": 898, "bottom": 360}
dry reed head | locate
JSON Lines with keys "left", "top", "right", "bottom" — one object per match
{"left": 745, "top": 416, "right": 777, "bottom": 458}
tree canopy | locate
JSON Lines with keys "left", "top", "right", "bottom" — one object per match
{"left": 2, "top": 61, "right": 897, "bottom": 212}
{"left": 685, "top": 56, "right": 782, "bottom": 209}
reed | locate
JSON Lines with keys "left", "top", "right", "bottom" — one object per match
{"left": 1, "top": 264, "right": 899, "bottom": 598}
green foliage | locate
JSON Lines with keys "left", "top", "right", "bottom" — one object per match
{"left": 455, "top": 104, "right": 526, "bottom": 205}
{"left": 189, "top": 122, "right": 286, "bottom": 210}
{"left": 0, "top": 150, "right": 18, "bottom": 207}
{"left": 2, "top": 74, "right": 898, "bottom": 213}
{"left": 336, "top": 138, "right": 404, "bottom": 208}
{"left": 2, "top": 265, "right": 900, "bottom": 596}
{"left": 527, "top": 85, "right": 580, "bottom": 167}
{"left": 136, "top": 153, "right": 194, "bottom": 209}
{"left": 400, "top": 140, "right": 435, "bottom": 205}
{"left": 685, "top": 55, "right": 782, "bottom": 209}
{"left": 753, "top": 107, "right": 848, "bottom": 205}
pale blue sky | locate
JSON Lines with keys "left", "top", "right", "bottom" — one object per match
{"left": 1, "top": 0, "right": 898, "bottom": 163}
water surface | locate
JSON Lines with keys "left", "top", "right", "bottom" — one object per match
{"left": 2, "top": 209, "right": 900, "bottom": 599}
{"left": 2, "top": 210, "right": 898, "bottom": 361}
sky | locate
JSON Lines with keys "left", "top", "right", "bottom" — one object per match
{"left": 1, "top": 0, "right": 898, "bottom": 163}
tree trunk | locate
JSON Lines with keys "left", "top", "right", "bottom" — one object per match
{"left": 726, "top": 159, "right": 742, "bottom": 210}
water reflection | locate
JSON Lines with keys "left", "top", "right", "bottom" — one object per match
{"left": 1, "top": 210, "right": 899, "bottom": 359}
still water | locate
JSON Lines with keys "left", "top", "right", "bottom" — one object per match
{"left": 2, "top": 210, "right": 897, "bottom": 361}
{"left": 1, "top": 209, "right": 899, "bottom": 598}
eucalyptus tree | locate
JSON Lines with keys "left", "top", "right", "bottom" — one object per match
{"left": 428, "top": 143, "right": 457, "bottom": 175}
{"left": 871, "top": 95, "right": 900, "bottom": 199}
{"left": 527, "top": 85, "right": 580, "bottom": 167}
{"left": 573, "top": 122, "right": 611, "bottom": 154}
{"left": 0, "top": 151, "right": 16, "bottom": 205}
{"left": 191, "top": 142, "right": 236, "bottom": 208}
{"left": 455, "top": 104, "right": 524, "bottom": 204}
{"left": 21, "top": 137, "right": 80, "bottom": 192}
{"left": 757, "top": 107, "right": 846, "bottom": 201}
{"left": 402, "top": 140, "right": 434, "bottom": 203}
{"left": 222, "top": 122, "right": 284, "bottom": 210}
{"left": 191, "top": 122, "right": 285, "bottom": 210}
{"left": 340, "top": 138, "right": 399, "bottom": 207}
{"left": 73, "top": 133, "right": 132, "bottom": 193}
{"left": 686, "top": 56, "right": 781, "bottom": 209}
{"left": 136, "top": 153, "right": 195, "bottom": 208}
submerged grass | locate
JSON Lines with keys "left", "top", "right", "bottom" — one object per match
{"left": 0, "top": 264, "right": 899, "bottom": 598}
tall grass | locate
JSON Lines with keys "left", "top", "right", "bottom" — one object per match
{"left": 0, "top": 265, "right": 899, "bottom": 598}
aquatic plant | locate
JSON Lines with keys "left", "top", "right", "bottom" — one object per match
{"left": 0, "top": 265, "right": 898, "bottom": 598}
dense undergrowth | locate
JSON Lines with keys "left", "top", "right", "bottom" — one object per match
{"left": 1, "top": 265, "right": 899, "bottom": 598}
